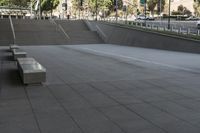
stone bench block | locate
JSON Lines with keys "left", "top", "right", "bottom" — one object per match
{"left": 9, "top": 44, "right": 19, "bottom": 51}
{"left": 17, "top": 58, "right": 46, "bottom": 84}
{"left": 12, "top": 49, "right": 27, "bottom": 60}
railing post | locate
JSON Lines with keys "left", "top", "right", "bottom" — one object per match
{"left": 197, "top": 30, "right": 200, "bottom": 36}
{"left": 187, "top": 28, "right": 190, "bottom": 35}
{"left": 179, "top": 27, "right": 182, "bottom": 34}
{"left": 170, "top": 26, "right": 173, "bottom": 32}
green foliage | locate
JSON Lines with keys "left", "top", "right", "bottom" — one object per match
{"left": 147, "top": 0, "right": 157, "bottom": 14}
{"left": 76, "top": 0, "right": 113, "bottom": 15}
{"left": 41, "top": 0, "right": 59, "bottom": 12}
{"left": 0, "top": 0, "right": 9, "bottom": 6}
{"left": 146, "top": 0, "right": 165, "bottom": 15}
{"left": 0, "top": 0, "right": 30, "bottom": 7}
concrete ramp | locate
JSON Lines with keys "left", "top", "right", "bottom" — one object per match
{"left": 13, "top": 19, "right": 68, "bottom": 45}
{"left": 0, "top": 19, "right": 13, "bottom": 45}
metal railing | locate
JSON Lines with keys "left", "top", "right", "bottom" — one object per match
{"left": 102, "top": 18, "right": 200, "bottom": 37}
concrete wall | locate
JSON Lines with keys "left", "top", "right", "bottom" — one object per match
{"left": 90, "top": 21, "right": 200, "bottom": 54}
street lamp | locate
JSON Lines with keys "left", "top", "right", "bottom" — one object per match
{"left": 115, "top": 0, "right": 118, "bottom": 22}
{"left": 144, "top": 0, "right": 146, "bottom": 25}
{"left": 95, "top": 0, "right": 97, "bottom": 20}
{"left": 168, "top": 0, "right": 171, "bottom": 29}
{"left": 160, "top": 0, "right": 162, "bottom": 20}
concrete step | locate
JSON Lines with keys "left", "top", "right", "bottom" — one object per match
{"left": 13, "top": 20, "right": 68, "bottom": 45}
{"left": 55, "top": 20, "right": 89, "bottom": 31}
{"left": 0, "top": 19, "right": 13, "bottom": 45}
{"left": 67, "top": 31, "right": 103, "bottom": 44}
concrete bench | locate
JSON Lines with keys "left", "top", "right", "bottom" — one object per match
{"left": 17, "top": 58, "right": 46, "bottom": 84}
{"left": 12, "top": 49, "right": 27, "bottom": 60}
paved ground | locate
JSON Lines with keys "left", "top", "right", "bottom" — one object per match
{"left": 1, "top": 44, "right": 200, "bottom": 133}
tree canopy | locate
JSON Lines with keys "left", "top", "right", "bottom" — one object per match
{"left": 147, "top": 0, "right": 165, "bottom": 16}
{"left": 40, "top": 0, "right": 59, "bottom": 12}
{"left": 0, "top": 0, "right": 30, "bottom": 7}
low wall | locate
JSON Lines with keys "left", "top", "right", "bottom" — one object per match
{"left": 90, "top": 21, "right": 200, "bottom": 54}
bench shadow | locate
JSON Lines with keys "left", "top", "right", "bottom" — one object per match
{"left": 3, "top": 55, "right": 14, "bottom": 61}
{"left": 2, "top": 69, "right": 24, "bottom": 87}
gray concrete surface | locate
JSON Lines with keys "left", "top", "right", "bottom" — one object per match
{"left": 1, "top": 44, "right": 200, "bottom": 133}
{"left": 89, "top": 21, "right": 200, "bottom": 54}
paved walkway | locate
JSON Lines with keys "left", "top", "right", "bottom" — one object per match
{"left": 1, "top": 44, "right": 200, "bottom": 133}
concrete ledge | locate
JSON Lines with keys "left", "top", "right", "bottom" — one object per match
{"left": 17, "top": 58, "right": 46, "bottom": 84}
{"left": 12, "top": 49, "right": 27, "bottom": 60}
{"left": 9, "top": 44, "right": 19, "bottom": 51}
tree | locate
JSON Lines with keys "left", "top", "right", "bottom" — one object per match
{"left": 0, "top": 0, "right": 30, "bottom": 7}
{"left": 147, "top": 0, "right": 157, "bottom": 16}
{"left": 40, "top": 0, "right": 59, "bottom": 16}
{"left": 174, "top": 4, "right": 191, "bottom": 16}
{"left": 0, "top": 0, "right": 10, "bottom": 6}
{"left": 146, "top": 0, "right": 165, "bottom": 16}
{"left": 79, "top": 0, "right": 113, "bottom": 16}
{"left": 177, "top": 4, "right": 184, "bottom": 13}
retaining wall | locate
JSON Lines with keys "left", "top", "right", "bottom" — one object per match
{"left": 90, "top": 21, "right": 200, "bottom": 54}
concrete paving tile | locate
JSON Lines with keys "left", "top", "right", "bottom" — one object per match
{"left": 26, "top": 85, "right": 83, "bottom": 133}
{"left": 165, "top": 86, "right": 200, "bottom": 99}
{"left": 146, "top": 80, "right": 200, "bottom": 99}
{"left": 127, "top": 103, "right": 200, "bottom": 133}
{"left": 89, "top": 81, "right": 121, "bottom": 92}
{"left": 0, "top": 113, "right": 39, "bottom": 133}
{"left": 70, "top": 83, "right": 118, "bottom": 107}
{"left": 150, "top": 101, "right": 200, "bottom": 126}
{"left": 0, "top": 98, "right": 39, "bottom": 133}
{"left": 0, "top": 99, "right": 31, "bottom": 116}
{"left": 0, "top": 86, "right": 26, "bottom": 100}
{"left": 70, "top": 83, "right": 97, "bottom": 93}
{"left": 101, "top": 89, "right": 143, "bottom": 104}
{"left": 48, "top": 84, "right": 91, "bottom": 109}
{"left": 79, "top": 91, "right": 119, "bottom": 107}
{"left": 99, "top": 105, "right": 165, "bottom": 133}
{"left": 108, "top": 81, "right": 166, "bottom": 102}
{"left": 173, "top": 99, "right": 200, "bottom": 112}
{"left": 68, "top": 108, "right": 125, "bottom": 133}
{"left": 108, "top": 80, "right": 138, "bottom": 91}
{"left": 45, "top": 71, "right": 65, "bottom": 85}
{"left": 145, "top": 78, "right": 177, "bottom": 88}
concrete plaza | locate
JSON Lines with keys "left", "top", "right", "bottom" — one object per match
{"left": 1, "top": 44, "right": 200, "bottom": 133}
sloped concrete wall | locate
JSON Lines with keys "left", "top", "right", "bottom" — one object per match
{"left": 91, "top": 21, "right": 200, "bottom": 54}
